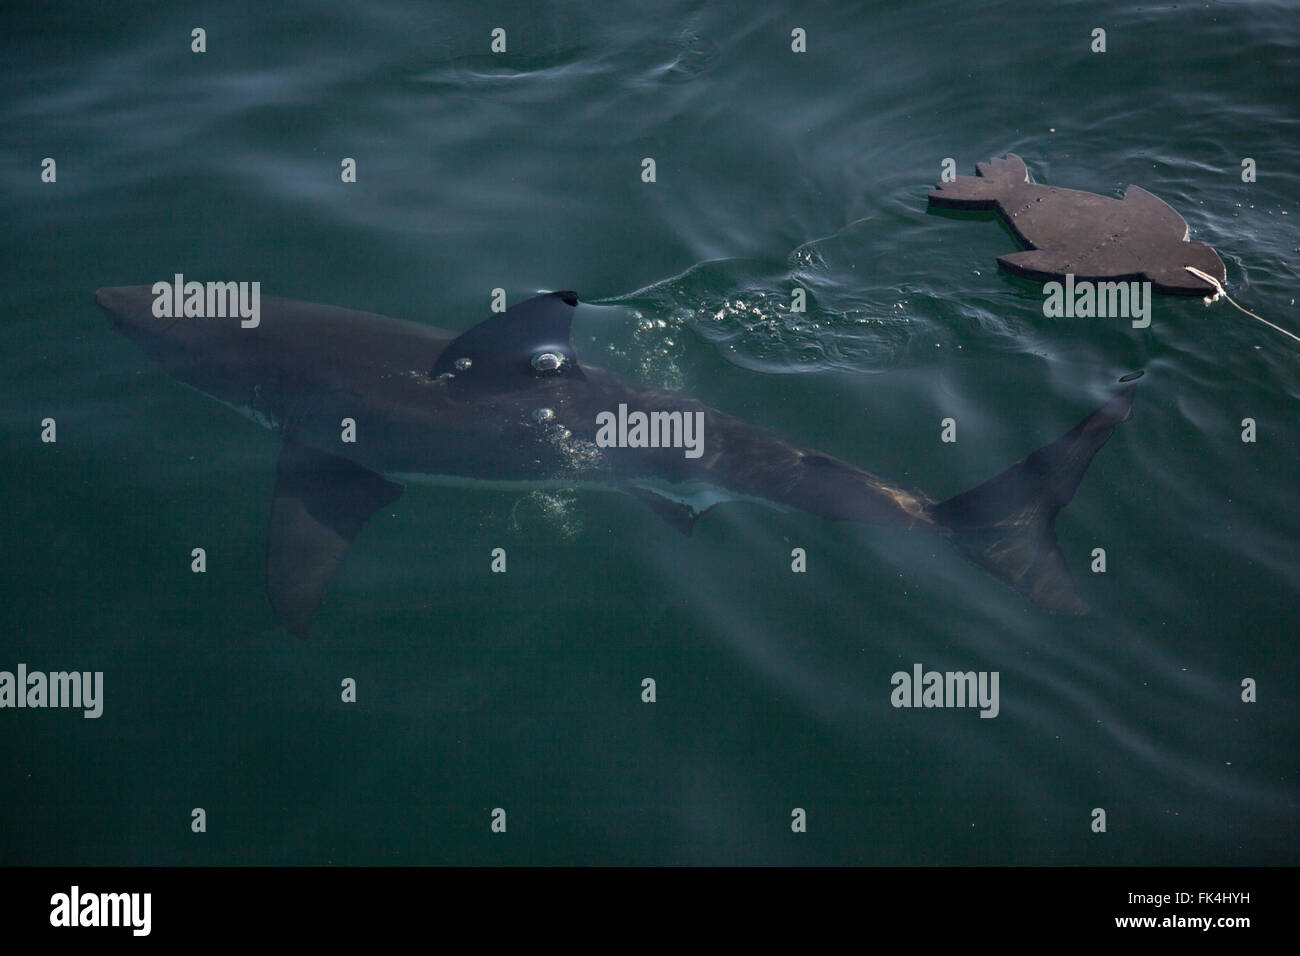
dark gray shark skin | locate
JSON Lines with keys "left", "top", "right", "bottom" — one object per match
{"left": 928, "top": 154, "right": 1226, "bottom": 295}
{"left": 96, "top": 286, "right": 1134, "bottom": 637}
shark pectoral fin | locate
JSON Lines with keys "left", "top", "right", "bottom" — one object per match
{"left": 624, "top": 482, "right": 737, "bottom": 535}
{"left": 430, "top": 290, "right": 584, "bottom": 388}
{"left": 267, "top": 443, "right": 404, "bottom": 638}
{"left": 997, "top": 249, "right": 1069, "bottom": 280}
{"left": 626, "top": 485, "right": 703, "bottom": 535}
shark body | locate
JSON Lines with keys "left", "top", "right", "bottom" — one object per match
{"left": 96, "top": 285, "right": 1134, "bottom": 636}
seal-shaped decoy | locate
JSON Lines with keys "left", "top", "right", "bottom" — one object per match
{"left": 929, "top": 154, "right": 1226, "bottom": 295}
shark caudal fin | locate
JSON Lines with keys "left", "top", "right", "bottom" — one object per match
{"left": 930, "top": 387, "right": 1135, "bottom": 613}
{"left": 928, "top": 153, "right": 1030, "bottom": 209}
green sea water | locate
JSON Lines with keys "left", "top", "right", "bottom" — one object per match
{"left": 1, "top": 0, "right": 1297, "bottom": 865}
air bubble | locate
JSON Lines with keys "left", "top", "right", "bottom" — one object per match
{"left": 532, "top": 352, "right": 564, "bottom": 372}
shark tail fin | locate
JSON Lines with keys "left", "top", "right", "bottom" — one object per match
{"left": 928, "top": 153, "right": 1030, "bottom": 208}
{"left": 929, "top": 387, "right": 1135, "bottom": 613}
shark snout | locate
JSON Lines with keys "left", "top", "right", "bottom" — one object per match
{"left": 96, "top": 285, "right": 169, "bottom": 333}
{"left": 96, "top": 287, "right": 125, "bottom": 327}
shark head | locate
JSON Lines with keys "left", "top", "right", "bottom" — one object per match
{"left": 96, "top": 285, "right": 204, "bottom": 377}
{"left": 96, "top": 284, "right": 269, "bottom": 411}
{"left": 96, "top": 284, "right": 234, "bottom": 360}
{"left": 96, "top": 285, "right": 172, "bottom": 337}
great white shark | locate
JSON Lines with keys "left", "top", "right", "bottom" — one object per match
{"left": 96, "top": 286, "right": 1134, "bottom": 637}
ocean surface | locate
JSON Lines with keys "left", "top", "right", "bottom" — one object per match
{"left": 1, "top": 0, "right": 1296, "bottom": 865}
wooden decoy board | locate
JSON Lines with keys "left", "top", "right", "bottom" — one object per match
{"left": 928, "top": 154, "right": 1226, "bottom": 295}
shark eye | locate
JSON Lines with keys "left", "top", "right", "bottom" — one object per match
{"left": 454, "top": 357, "right": 473, "bottom": 371}
{"left": 531, "top": 351, "right": 563, "bottom": 372}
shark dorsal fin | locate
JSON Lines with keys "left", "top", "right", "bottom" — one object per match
{"left": 430, "top": 291, "right": 584, "bottom": 386}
